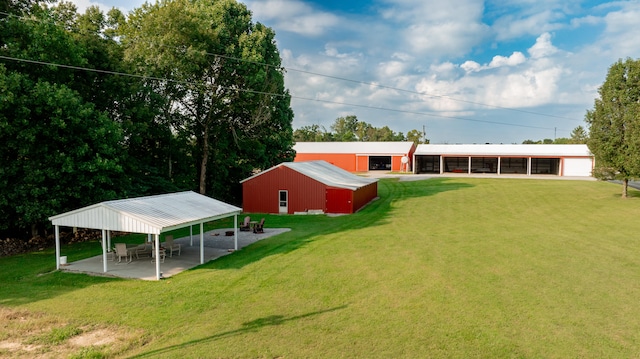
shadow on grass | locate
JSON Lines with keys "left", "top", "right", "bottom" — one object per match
{"left": 127, "top": 305, "right": 349, "bottom": 358}
{"left": 0, "top": 178, "right": 471, "bottom": 304}
{"left": 195, "top": 177, "right": 472, "bottom": 271}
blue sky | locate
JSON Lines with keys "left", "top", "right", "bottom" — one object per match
{"left": 64, "top": 0, "right": 640, "bottom": 143}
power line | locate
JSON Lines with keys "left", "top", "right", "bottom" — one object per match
{"left": 292, "top": 95, "right": 566, "bottom": 131}
{"left": 0, "top": 55, "right": 285, "bottom": 97}
{"left": 1, "top": 9, "right": 582, "bottom": 124}
{"left": 0, "top": 54, "right": 571, "bottom": 133}
{"left": 209, "top": 54, "right": 582, "bottom": 123}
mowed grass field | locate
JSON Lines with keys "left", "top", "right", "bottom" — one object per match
{"left": 2, "top": 177, "right": 640, "bottom": 358}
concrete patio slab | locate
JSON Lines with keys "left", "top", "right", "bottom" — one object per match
{"left": 59, "top": 228, "right": 290, "bottom": 280}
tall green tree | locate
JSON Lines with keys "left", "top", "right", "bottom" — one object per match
{"left": 406, "top": 129, "right": 428, "bottom": 145}
{"left": 570, "top": 125, "right": 588, "bottom": 144}
{"left": 331, "top": 115, "right": 359, "bottom": 141}
{"left": 121, "top": 0, "right": 293, "bottom": 197}
{"left": 0, "top": 4, "right": 129, "bottom": 237}
{"left": 1, "top": 0, "right": 50, "bottom": 15}
{"left": 586, "top": 58, "right": 640, "bottom": 198}
{"left": 0, "top": 66, "right": 125, "bottom": 237}
{"left": 67, "top": 4, "right": 183, "bottom": 195}
{"left": 293, "top": 124, "right": 332, "bottom": 142}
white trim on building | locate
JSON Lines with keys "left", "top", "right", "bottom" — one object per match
{"left": 413, "top": 144, "right": 594, "bottom": 177}
{"left": 294, "top": 141, "right": 415, "bottom": 154}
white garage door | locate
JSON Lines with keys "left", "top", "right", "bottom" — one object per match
{"left": 563, "top": 158, "right": 593, "bottom": 177}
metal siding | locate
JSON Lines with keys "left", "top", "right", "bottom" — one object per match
{"left": 294, "top": 153, "right": 357, "bottom": 172}
{"left": 242, "top": 166, "right": 326, "bottom": 214}
{"left": 356, "top": 155, "right": 369, "bottom": 172}
{"left": 353, "top": 182, "right": 378, "bottom": 212}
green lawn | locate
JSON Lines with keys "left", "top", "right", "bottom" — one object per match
{"left": 2, "top": 177, "right": 640, "bottom": 358}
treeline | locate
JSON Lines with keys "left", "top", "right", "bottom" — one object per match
{"left": 522, "top": 126, "right": 588, "bottom": 144}
{"left": 294, "top": 115, "right": 429, "bottom": 144}
{"left": 0, "top": 0, "right": 294, "bottom": 238}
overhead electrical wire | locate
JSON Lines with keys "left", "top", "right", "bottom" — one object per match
{"left": 0, "top": 54, "right": 570, "bottom": 132}
{"left": 211, "top": 53, "right": 581, "bottom": 123}
{"left": 0, "top": 9, "right": 577, "bottom": 132}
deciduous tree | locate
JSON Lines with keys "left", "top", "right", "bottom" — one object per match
{"left": 0, "top": 66, "right": 125, "bottom": 237}
{"left": 406, "top": 129, "right": 428, "bottom": 145}
{"left": 331, "top": 115, "right": 359, "bottom": 141}
{"left": 586, "top": 58, "right": 640, "bottom": 197}
{"left": 121, "top": 0, "right": 293, "bottom": 197}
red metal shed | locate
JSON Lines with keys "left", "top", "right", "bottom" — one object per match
{"left": 293, "top": 142, "right": 417, "bottom": 172}
{"left": 240, "top": 161, "right": 379, "bottom": 214}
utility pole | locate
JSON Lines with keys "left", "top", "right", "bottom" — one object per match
{"left": 422, "top": 125, "right": 426, "bottom": 144}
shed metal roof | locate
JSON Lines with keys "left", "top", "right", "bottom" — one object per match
{"left": 241, "top": 160, "right": 378, "bottom": 190}
{"left": 294, "top": 141, "right": 415, "bottom": 155}
{"left": 49, "top": 191, "right": 242, "bottom": 234}
{"left": 415, "top": 144, "right": 592, "bottom": 157}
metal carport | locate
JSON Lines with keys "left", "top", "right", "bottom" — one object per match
{"left": 49, "top": 191, "right": 242, "bottom": 280}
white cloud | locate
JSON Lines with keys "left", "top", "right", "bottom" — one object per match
{"left": 461, "top": 60, "right": 482, "bottom": 73}
{"left": 489, "top": 52, "right": 526, "bottom": 67}
{"left": 246, "top": 0, "right": 339, "bottom": 37}
{"left": 569, "top": 15, "right": 602, "bottom": 28}
{"left": 597, "top": 2, "right": 640, "bottom": 57}
{"left": 528, "top": 33, "right": 558, "bottom": 59}
{"left": 391, "top": 52, "right": 414, "bottom": 62}
{"left": 377, "top": 0, "right": 490, "bottom": 57}
{"left": 414, "top": 33, "right": 569, "bottom": 113}
{"left": 492, "top": 10, "right": 565, "bottom": 41}
{"left": 405, "top": 21, "right": 489, "bottom": 57}
{"left": 378, "top": 60, "right": 407, "bottom": 78}
{"left": 460, "top": 51, "right": 526, "bottom": 73}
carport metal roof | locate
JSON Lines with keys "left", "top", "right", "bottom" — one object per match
{"left": 49, "top": 191, "right": 242, "bottom": 280}
{"left": 50, "top": 191, "right": 242, "bottom": 234}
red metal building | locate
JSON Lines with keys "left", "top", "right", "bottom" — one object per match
{"left": 293, "top": 142, "right": 417, "bottom": 172}
{"left": 241, "top": 161, "right": 378, "bottom": 214}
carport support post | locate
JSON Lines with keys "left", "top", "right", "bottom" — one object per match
{"left": 199, "top": 223, "right": 204, "bottom": 264}
{"left": 154, "top": 233, "right": 161, "bottom": 280}
{"left": 102, "top": 229, "right": 108, "bottom": 273}
{"left": 234, "top": 214, "right": 238, "bottom": 250}
{"left": 190, "top": 225, "right": 193, "bottom": 247}
{"left": 55, "top": 225, "right": 60, "bottom": 270}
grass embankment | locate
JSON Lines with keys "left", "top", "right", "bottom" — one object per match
{"left": 2, "top": 177, "right": 640, "bottom": 358}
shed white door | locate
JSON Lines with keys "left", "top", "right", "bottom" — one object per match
{"left": 279, "top": 190, "right": 288, "bottom": 214}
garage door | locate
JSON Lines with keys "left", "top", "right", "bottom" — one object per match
{"left": 563, "top": 158, "right": 593, "bottom": 177}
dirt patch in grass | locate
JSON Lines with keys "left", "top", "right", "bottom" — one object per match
{"left": 68, "top": 328, "right": 118, "bottom": 347}
{"left": 0, "top": 307, "right": 146, "bottom": 358}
